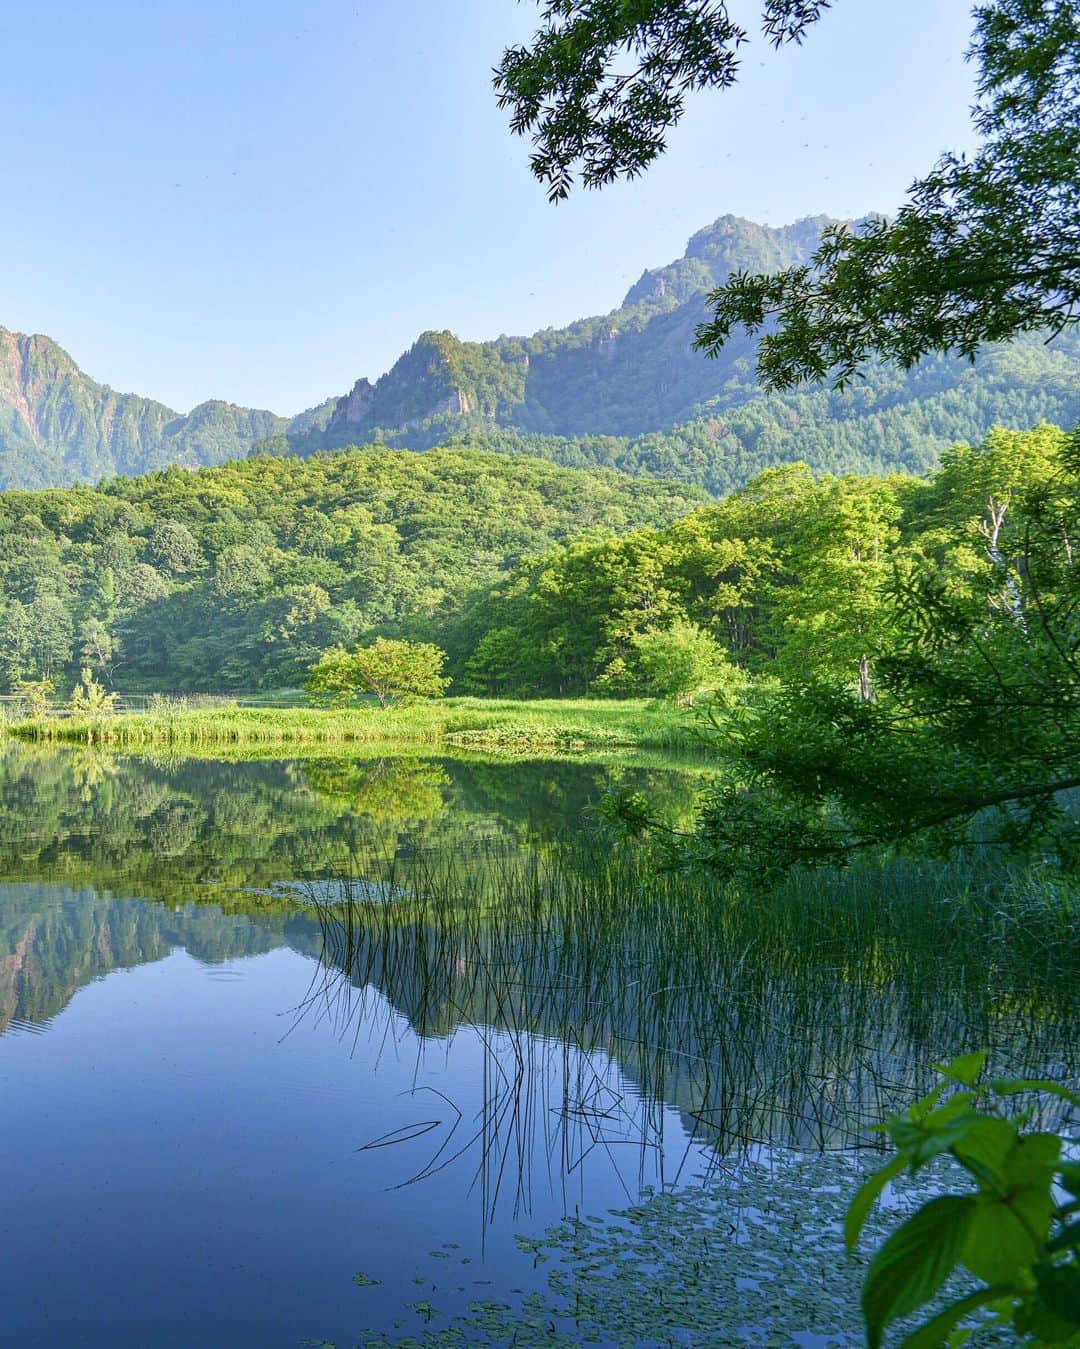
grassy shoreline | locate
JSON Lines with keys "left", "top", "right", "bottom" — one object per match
{"left": 5, "top": 697, "right": 702, "bottom": 752}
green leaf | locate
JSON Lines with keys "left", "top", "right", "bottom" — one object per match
{"left": 1014, "top": 1293, "right": 1080, "bottom": 1344}
{"left": 1005, "top": 1133, "right": 1062, "bottom": 1188}
{"left": 1035, "top": 1262, "right": 1080, "bottom": 1325}
{"left": 862, "top": 1195, "right": 976, "bottom": 1349}
{"left": 950, "top": 1115, "right": 1016, "bottom": 1187}
{"left": 900, "top": 1286, "right": 1011, "bottom": 1348}
{"left": 990, "top": 1079, "right": 1080, "bottom": 1109}
{"left": 907, "top": 1081, "right": 949, "bottom": 1122}
{"left": 933, "top": 1051, "right": 987, "bottom": 1087}
{"left": 888, "top": 1107, "right": 981, "bottom": 1172}
{"left": 961, "top": 1195, "right": 1041, "bottom": 1284}
{"left": 846, "top": 1154, "right": 907, "bottom": 1253}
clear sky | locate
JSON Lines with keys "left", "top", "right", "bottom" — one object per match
{"left": 0, "top": 0, "right": 979, "bottom": 415}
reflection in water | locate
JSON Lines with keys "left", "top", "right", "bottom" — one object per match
{"left": 0, "top": 883, "right": 289, "bottom": 1035}
{"left": 0, "top": 741, "right": 705, "bottom": 907}
{"left": 0, "top": 743, "right": 1076, "bottom": 1345}
{"left": 297, "top": 847, "right": 1079, "bottom": 1212}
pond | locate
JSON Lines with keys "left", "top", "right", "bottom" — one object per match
{"left": 0, "top": 743, "right": 1076, "bottom": 1346}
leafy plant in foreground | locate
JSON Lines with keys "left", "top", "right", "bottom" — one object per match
{"left": 848, "top": 1052, "right": 1080, "bottom": 1347}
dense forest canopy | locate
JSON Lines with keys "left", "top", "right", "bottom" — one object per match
{"left": 0, "top": 447, "right": 703, "bottom": 693}
{"left": 3, "top": 414, "right": 1073, "bottom": 743}
{"left": 448, "top": 422, "right": 1079, "bottom": 869}
{"left": 449, "top": 425, "right": 1068, "bottom": 695}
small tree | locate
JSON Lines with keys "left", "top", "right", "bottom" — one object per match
{"left": 16, "top": 679, "right": 55, "bottom": 718}
{"left": 70, "top": 668, "right": 118, "bottom": 716}
{"left": 306, "top": 639, "right": 450, "bottom": 709}
{"left": 633, "top": 621, "right": 735, "bottom": 706}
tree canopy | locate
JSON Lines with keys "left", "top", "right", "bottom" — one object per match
{"left": 457, "top": 424, "right": 1080, "bottom": 870}
{"left": 306, "top": 639, "right": 450, "bottom": 708}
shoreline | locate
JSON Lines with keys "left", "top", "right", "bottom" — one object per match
{"left": 5, "top": 697, "right": 703, "bottom": 753}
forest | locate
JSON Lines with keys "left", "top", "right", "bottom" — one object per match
{"left": 3, "top": 416, "right": 1068, "bottom": 721}
{"left": 0, "top": 447, "right": 702, "bottom": 692}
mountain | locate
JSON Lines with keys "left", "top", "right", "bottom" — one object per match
{"left": 309, "top": 215, "right": 831, "bottom": 447}
{"left": 3, "top": 213, "right": 1079, "bottom": 493}
{"left": 0, "top": 328, "right": 334, "bottom": 490}
{"left": 276, "top": 213, "right": 1080, "bottom": 485}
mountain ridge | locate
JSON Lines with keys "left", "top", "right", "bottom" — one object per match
{"left": 0, "top": 327, "right": 333, "bottom": 489}
{"left": 2, "top": 212, "right": 1079, "bottom": 492}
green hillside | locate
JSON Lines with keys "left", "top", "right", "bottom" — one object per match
{"left": 0, "top": 328, "right": 333, "bottom": 490}
{"left": 0, "top": 446, "right": 704, "bottom": 692}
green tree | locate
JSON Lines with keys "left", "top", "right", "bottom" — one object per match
{"left": 495, "top": 1, "right": 830, "bottom": 200}
{"left": 0, "top": 601, "right": 33, "bottom": 691}
{"left": 15, "top": 678, "right": 54, "bottom": 717}
{"left": 26, "top": 595, "right": 73, "bottom": 683}
{"left": 632, "top": 620, "right": 735, "bottom": 706}
{"left": 70, "top": 668, "right": 118, "bottom": 716}
{"left": 679, "top": 427, "right": 1080, "bottom": 877}
{"left": 147, "top": 520, "right": 202, "bottom": 576}
{"left": 306, "top": 638, "right": 451, "bottom": 709}
{"left": 79, "top": 618, "right": 119, "bottom": 687}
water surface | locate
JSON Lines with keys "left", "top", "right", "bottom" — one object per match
{"left": 0, "top": 744, "right": 1075, "bottom": 1346}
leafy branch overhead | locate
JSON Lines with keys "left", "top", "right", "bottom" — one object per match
{"left": 495, "top": 1, "right": 832, "bottom": 200}
{"left": 500, "top": 0, "right": 1080, "bottom": 386}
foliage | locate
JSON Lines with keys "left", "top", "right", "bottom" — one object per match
{"left": 0, "top": 446, "right": 700, "bottom": 693}
{"left": 493, "top": 1, "right": 830, "bottom": 200}
{"left": 453, "top": 455, "right": 909, "bottom": 697}
{"left": 15, "top": 679, "right": 54, "bottom": 717}
{"left": 499, "top": 0, "right": 1079, "bottom": 386}
{"left": 847, "top": 1051, "right": 1080, "bottom": 1348}
{"left": 680, "top": 425, "right": 1080, "bottom": 875}
{"left": 69, "top": 668, "right": 118, "bottom": 716}
{"left": 631, "top": 620, "right": 735, "bottom": 704}
{"left": 9, "top": 698, "right": 699, "bottom": 752}
{"left": 306, "top": 639, "right": 451, "bottom": 708}
{"left": 702, "top": 1, "right": 1080, "bottom": 387}
{"left": 458, "top": 423, "right": 1080, "bottom": 868}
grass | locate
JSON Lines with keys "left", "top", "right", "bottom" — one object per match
{"left": 301, "top": 845, "right": 1078, "bottom": 1346}
{"left": 5, "top": 697, "right": 702, "bottom": 752}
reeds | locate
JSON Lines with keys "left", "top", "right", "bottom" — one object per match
{"left": 296, "top": 843, "right": 1079, "bottom": 1213}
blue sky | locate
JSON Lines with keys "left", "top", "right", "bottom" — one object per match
{"left": 0, "top": 0, "right": 979, "bottom": 414}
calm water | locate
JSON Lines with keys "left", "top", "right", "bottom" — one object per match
{"left": 0, "top": 743, "right": 1075, "bottom": 1347}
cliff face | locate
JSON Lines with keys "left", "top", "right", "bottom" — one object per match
{"left": 0, "top": 330, "right": 323, "bottom": 489}
{"left": 319, "top": 214, "right": 827, "bottom": 449}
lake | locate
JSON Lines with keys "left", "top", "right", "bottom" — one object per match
{"left": 0, "top": 743, "right": 1076, "bottom": 1346}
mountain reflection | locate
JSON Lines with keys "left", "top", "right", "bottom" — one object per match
{"left": 1, "top": 743, "right": 1075, "bottom": 1192}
